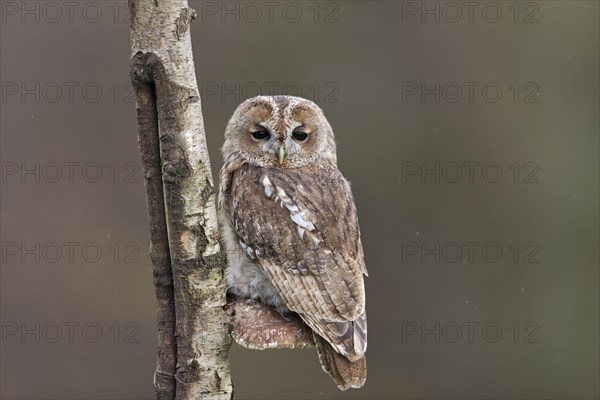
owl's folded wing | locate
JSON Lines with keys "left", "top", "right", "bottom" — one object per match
{"left": 229, "top": 163, "right": 367, "bottom": 359}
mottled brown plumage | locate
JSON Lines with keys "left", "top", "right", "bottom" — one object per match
{"left": 218, "top": 96, "right": 368, "bottom": 390}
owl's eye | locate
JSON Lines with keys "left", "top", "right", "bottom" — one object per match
{"left": 292, "top": 131, "right": 308, "bottom": 142}
{"left": 251, "top": 130, "right": 270, "bottom": 140}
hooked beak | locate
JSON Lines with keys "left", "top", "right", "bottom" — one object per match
{"left": 277, "top": 146, "right": 286, "bottom": 164}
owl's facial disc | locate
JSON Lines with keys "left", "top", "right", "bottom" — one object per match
{"left": 224, "top": 96, "right": 336, "bottom": 168}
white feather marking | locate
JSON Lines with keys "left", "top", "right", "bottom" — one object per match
{"left": 290, "top": 212, "right": 315, "bottom": 231}
{"left": 264, "top": 175, "right": 319, "bottom": 241}
{"left": 262, "top": 176, "right": 274, "bottom": 198}
{"left": 276, "top": 186, "right": 291, "bottom": 203}
{"left": 286, "top": 203, "right": 299, "bottom": 213}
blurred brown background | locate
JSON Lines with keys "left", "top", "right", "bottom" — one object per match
{"left": 1, "top": 1, "right": 598, "bottom": 399}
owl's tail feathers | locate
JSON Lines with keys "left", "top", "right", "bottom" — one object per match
{"left": 314, "top": 334, "right": 367, "bottom": 390}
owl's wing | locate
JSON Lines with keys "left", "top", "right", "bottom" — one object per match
{"left": 229, "top": 163, "right": 367, "bottom": 360}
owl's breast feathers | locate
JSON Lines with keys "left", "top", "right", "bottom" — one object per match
{"left": 220, "top": 161, "right": 367, "bottom": 365}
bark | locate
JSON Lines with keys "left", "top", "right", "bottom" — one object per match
{"left": 132, "top": 66, "right": 177, "bottom": 398}
{"left": 129, "top": 1, "right": 232, "bottom": 399}
{"left": 129, "top": 2, "right": 321, "bottom": 399}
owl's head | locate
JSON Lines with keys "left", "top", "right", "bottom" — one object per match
{"left": 222, "top": 96, "right": 337, "bottom": 168}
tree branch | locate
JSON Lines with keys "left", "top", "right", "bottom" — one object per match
{"left": 130, "top": 57, "right": 177, "bottom": 400}
{"left": 129, "top": 1, "right": 232, "bottom": 398}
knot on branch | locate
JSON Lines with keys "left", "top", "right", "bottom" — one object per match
{"left": 175, "top": 8, "right": 197, "bottom": 40}
{"left": 175, "top": 359, "right": 202, "bottom": 384}
{"left": 130, "top": 51, "right": 160, "bottom": 85}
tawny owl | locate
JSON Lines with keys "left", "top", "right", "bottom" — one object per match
{"left": 218, "top": 95, "right": 367, "bottom": 390}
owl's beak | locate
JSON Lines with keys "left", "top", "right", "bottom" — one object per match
{"left": 277, "top": 146, "right": 286, "bottom": 164}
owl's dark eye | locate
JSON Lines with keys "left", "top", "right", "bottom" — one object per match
{"left": 251, "top": 130, "right": 270, "bottom": 140}
{"left": 292, "top": 131, "right": 308, "bottom": 142}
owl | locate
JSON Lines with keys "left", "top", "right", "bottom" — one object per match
{"left": 218, "top": 95, "right": 367, "bottom": 390}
